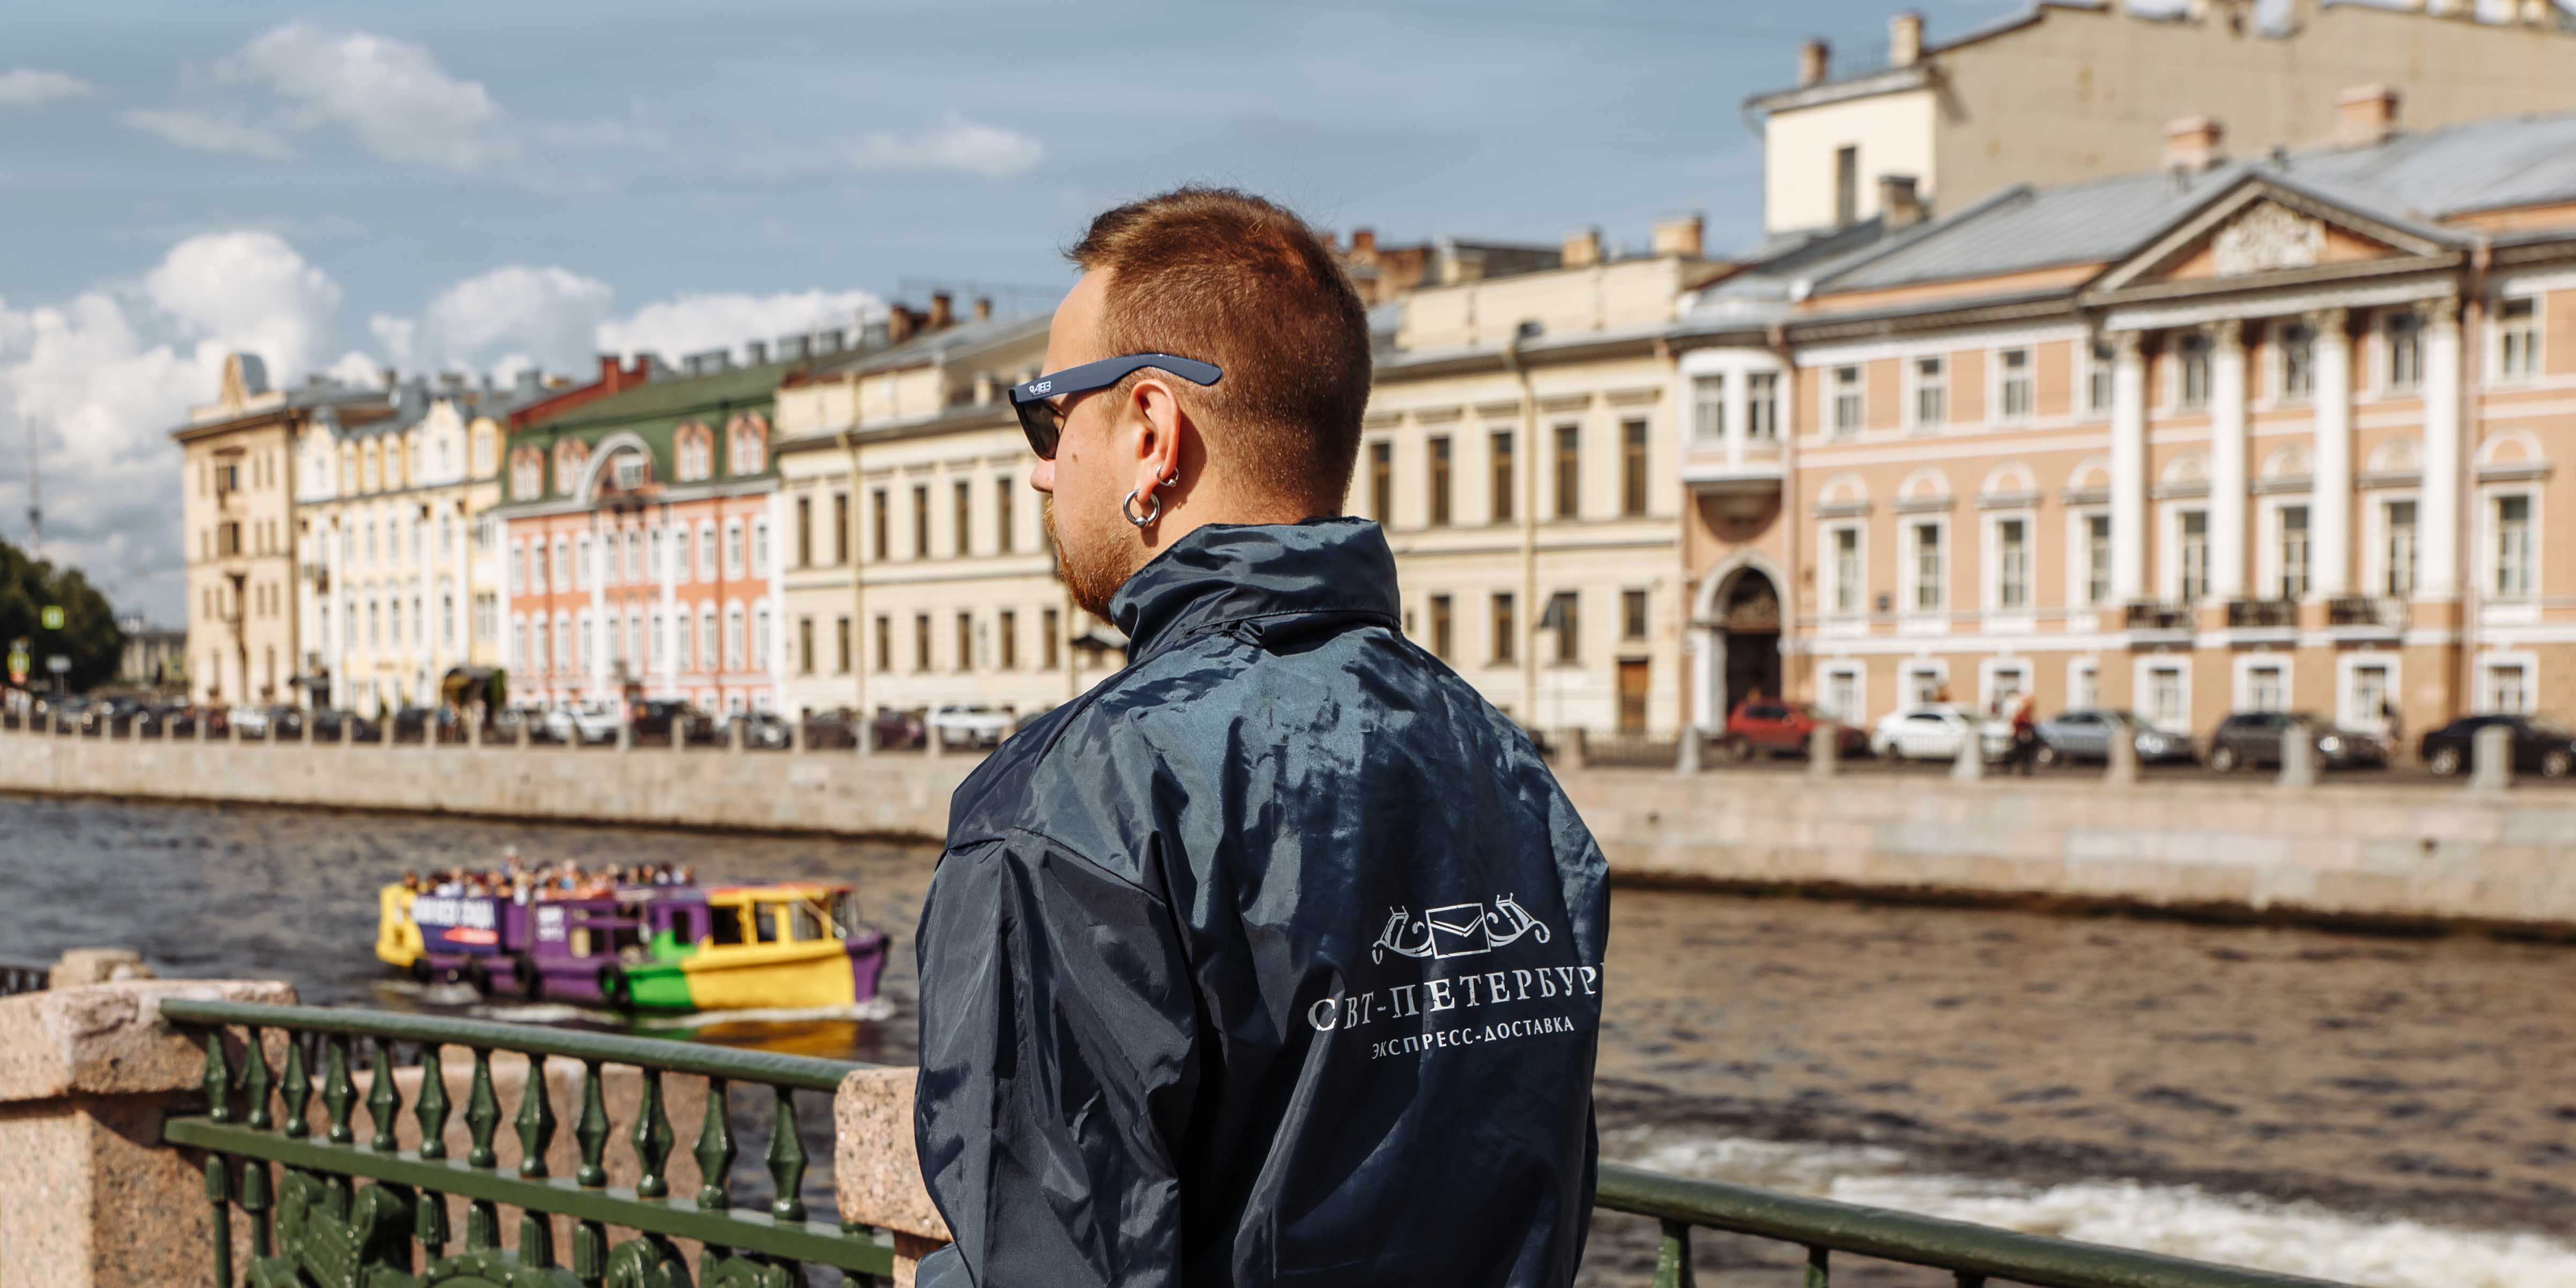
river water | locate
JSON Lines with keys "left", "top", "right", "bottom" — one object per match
{"left": 6, "top": 794, "right": 2572, "bottom": 1286}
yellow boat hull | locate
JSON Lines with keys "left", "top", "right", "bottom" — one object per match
{"left": 677, "top": 941, "right": 860, "bottom": 1010}
{"left": 374, "top": 884, "right": 423, "bottom": 969}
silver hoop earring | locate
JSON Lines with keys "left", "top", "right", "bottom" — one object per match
{"left": 1123, "top": 488, "right": 1161, "bottom": 528}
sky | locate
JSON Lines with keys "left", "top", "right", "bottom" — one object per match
{"left": 0, "top": 0, "right": 2500, "bottom": 623}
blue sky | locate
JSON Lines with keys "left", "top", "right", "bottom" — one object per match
{"left": 0, "top": 0, "right": 2253, "bottom": 620}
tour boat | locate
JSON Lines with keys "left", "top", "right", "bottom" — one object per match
{"left": 376, "top": 878, "right": 887, "bottom": 1013}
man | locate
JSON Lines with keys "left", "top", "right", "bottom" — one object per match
{"left": 913, "top": 187, "right": 1610, "bottom": 1288}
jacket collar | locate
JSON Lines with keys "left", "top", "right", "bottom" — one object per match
{"left": 1110, "top": 517, "right": 1401, "bottom": 663}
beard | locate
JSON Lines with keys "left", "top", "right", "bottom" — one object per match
{"left": 1045, "top": 495, "right": 1131, "bottom": 621}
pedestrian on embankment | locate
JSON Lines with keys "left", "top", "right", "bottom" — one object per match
{"left": 911, "top": 187, "right": 1610, "bottom": 1288}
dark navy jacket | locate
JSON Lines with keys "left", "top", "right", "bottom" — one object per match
{"left": 914, "top": 517, "right": 1608, "bottom": 1288}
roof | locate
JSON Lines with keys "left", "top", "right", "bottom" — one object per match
{"left": 525, "top": 356, "right": 801, "bottom": 433}
{"left": 800, "top": 313, "right": 1049, "bottom": 382}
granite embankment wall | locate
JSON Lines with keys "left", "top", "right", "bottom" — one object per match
{"left": 7, "top": 727, "right": 2575, "bottom": 929}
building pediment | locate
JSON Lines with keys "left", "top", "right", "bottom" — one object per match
{"left": 2086, "top": 177, "right": 2459, "bottom": 301}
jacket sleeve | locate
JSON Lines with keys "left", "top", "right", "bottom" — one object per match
{"left": 913, "top": 830, "right": 1200, "bottom": 1288}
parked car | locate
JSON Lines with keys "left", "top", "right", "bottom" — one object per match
{"left": 2034, "top": 708, "right": 2195, "bottom": 766}
{"left": 42, "top": 695, "right": 94, "bottom": 734}
{"left": 492, "top": 705, "right": 551, "bottom": 743}
{"left": 2418, "top": 713, "right": 2576, "bottom": 778}
{"left": 1719, "top": 698, "right": 1866, "bottom": 760}
{"left": 627, "top": 699, "right": 707, "bottom": 747}
{"left": 78, "top": 696, "right": 150, "bottom": 736}
{"left": 307, "top": 708, "right": 382, "bottom": 743}
{"left": 871, "top": 708, "right": 927, "bottom": 751}
{"left": 930, "top": 704, "right": 1013, "bottom": 749}
{"left": 803, "top": 708, "right": 864, "bottom": 750}
{"left": 2205, "top": 711, "right": 2388, "bottom": 773}
{"left": 1868, "top": 705, "right": 2009, "bottom": 763}
{"left": 715, "top": 711, "right": 793, "bottom": 750}
{"left": 546, "top": 701, "right": 623, "bottom": 746}
{"left": 390, "top": 706, "right": 461, "bottom": 744}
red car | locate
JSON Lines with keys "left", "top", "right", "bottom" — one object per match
{"left": 1719, "top": 698, "right": 1868, "bottom": 760}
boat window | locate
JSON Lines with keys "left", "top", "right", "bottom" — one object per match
{"left": 709, "top": 906, "right": 746, "bottom": 945}
{"left": 571, "top": 928, "right": 591, "bottom": 958}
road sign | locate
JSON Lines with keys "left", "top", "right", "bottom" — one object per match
{"left": 5, "top": 646, "right": 25, "bottom": 686}
{"left": 46, "top": 655, "right": 70, "bottom": 675}
{"left": 39, "top": 606, "right": 63, "bottom": 631}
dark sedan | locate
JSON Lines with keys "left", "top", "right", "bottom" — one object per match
{"left": 2419, "top": 713, "right": 2576, "bottom": 778}
{"left": 2206, "top": 711, "right": 2388, "bottom": 773}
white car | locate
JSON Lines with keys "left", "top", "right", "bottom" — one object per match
{"left": 1868, "top": 705, "right": 2011, "bottom": 763}
{"left": 929, "top": 704, "right": 1013, "bottom": 749}
{"left": 546, "top": 701, "right": 624, "bottom": 745}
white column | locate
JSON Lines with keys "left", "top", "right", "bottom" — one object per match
{"left": 328, "top": 519, "right": 347, "bottom": 709}
{"left": 500, "top": 527, "right": 517, "bottom": 677}
{"left": 2109, "top": 330, "right": 2149, "bottom": 604}
{"left": 2309, "top": 308, "right": 2354, "bottom": 598}
{"left": 589, "top": 516, "right": 609, "bottom": 695}
{"left": 2208, "top": 322, "right": 2250, "bottom": 601}
{"left": 659, "top": 515, "right": 679, "bottom": 689}
{"left": 2419, "top": 300, "right": 2463, "bottom": 601}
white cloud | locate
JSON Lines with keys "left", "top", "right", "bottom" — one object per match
{"left": 0, "top": 68, "right": 100, "bottom": 107}
{"left": 833, "top": 111, "right": 1044, "bottom": 180}
{"left": 0, "top": 232, "right": 357, "bottom": 623}
{"left": 597, "top": 288, "right": 884, "bottom": 365}
{"left": 365, "top": 264, "right": 613, "bottom": 377}
{"left": 123, "top": 23, "right": 508, "bottom": 170}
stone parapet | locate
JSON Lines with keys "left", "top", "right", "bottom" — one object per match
{"left": 834, "top": 1068, "right": 948, "bottom": 1288}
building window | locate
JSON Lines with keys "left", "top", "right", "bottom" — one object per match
{"left": 1621, "top": 589, "right": 1648, "bottom": 641}
{"left": 953, "top": 480, "right": 973, "bottom": 557}
{"left": 2278, "top": 323, "right": 2315, "bottom": 399}
{"left": 1429, "top": 594, "right": 1454, "bottom": 660}
{"left": 1822, "top": 667, "right": 1861, "bottom": 724}
{"left": 871, "top": 488, "right": 889, "bottom": 561}
{"left": 2088, "top": 340, "right": 2115, "bottom": 414}
{"left": 1831, "top": 366, "right": 1863, "bottom": 436}
{"left": 2347, "top": 661, "right": 2391, "bottom": 731}
{"left": 1829, "top": 525, "right": 1861, "bottom": 615}
{"left": 1620, "top": 420, "right": 1648, "bottom": 516}
{"left": 1427, "top": 436, "right": 1453, "bottom": 526}
{"left": 1903, "top": 663, "right": 1945, "bottom": 707}
{"left": 1912, "top": 356, "right": 1946, "bottom": 428}
{"left": 1690, "top": 374, "right": 1726, "bottom": 442}
{"left": 1368, "top": 441, "right": 1393, "bottom": 522}
{"left": 874, "top": 615, "right": 891, "bottom": 672}
{"left": 796, "top": 497, "right": 813, "bottom": 567}
{"left": 956, "top": 612, "right": 973, "bottom": 672}
{"left": 913, "top": 613, "right": 931, "bottom": 672}
{"left": 1042, "top": 607, "right": 1061, "bottom": 671}
{"left": 1547, "top": 424, "right": 1582, "bottom": 520}
{"left": 997, "top": 609, "right": 1017, "bottom": 670}
{"left": 2176, "top": 333, "right": 2212, "bottom": 409}
{"left": 1545, "top": 591, "right": 1578, "bottom": 663}
{"left": 627, "top": 530, "right": 644, "bottom": 581}
{"left": 2084, "top": 513, "right": 2112, "bottom": 606}
{"left": 2068, "top": 658, "right": 2099, "bottom": 711}
{"left": 2179, "top": 510, "right": 2209, "bottom": 603}
{"left": 2494, "top": 493, "right": 2534, "bottom": 599}
{"left": 1834, "top": 144, "right": 1859, "bottom": 227}
{"left": 833, "top": 492, "right": 851, "bottom": 564}
{"left": 1490, "top": 431, "right": 1515, "bottom": 523}
{"left": 698, "top": 608, "right": 716, "bottom": 672}
{"left": 726, "top": 521, "right": 746, "bottom": 578}
{"left": 727, "top": 606, "right": 746, "bottom": 670}
{"left": 2384, "top": 312, "right": 2422, "bottom": 390}
{"left": 2383, "top": 499, "right": 2417, "bottom": 598}
{"left": 2244, "top": 661, "right": 2287, "bottom": 713}
{"left": 798, "top": 616, "right": 815, "bottom": 675}
{"left": 2277, "top": 505, "right": 2310, "bottom": 600}
{"left": 1491, "top": 592, "right": 1516, "bottom": 663}
{"left": 2483, "top": 658, "right": 2534, "bottom": 714}
{"left": 911, "top": 485, "right": 930, "bottom": 558}
{"left": 2498, "top": 298, "right": 2538, "bottom": 379}
{"left": 2145, "top": 663, "right": 2186, "bottom": 731}
{"left": 697, "top": 524, "right": 717, "bottom": 580}
{"left": 1911, "top": 521, "right": 1944, "bottom": 612}
{"left": 672, "top": 610, "right": 691, "bottom": 671}
{"left": 1995, "top": 517, "right": 2029, "bottom": 610}
{"left": 994, "top": 478, "right": 1014, "bottom": 553}
{"left": 1998, "top": 349, "right": 2033, "bottom": 420}
{"left": 1746, "top": 372, "right": 1779, "bottom": 441}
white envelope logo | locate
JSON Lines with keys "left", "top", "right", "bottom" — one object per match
{"left": 1424, "top": 904, "right": 1490, "bottom": 959}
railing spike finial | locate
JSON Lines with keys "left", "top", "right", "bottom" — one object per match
{"left": 695, "top": 1077, "right": 735, "bottom": 1210}
{"left": 415, "top": 1045, "right": 451, "bottom": 1160}
{"left": 632, "top": 1068, "right": 675, "bottom": 1200}
{"left": 321, "top": 1035, "right": 356, "bottom": 1145}
{"left": 202, "top": 1031, "right": 232, "bottom": 1123}
{"left": 766, "top": 1087, "right": 808, "bottom": 1223}
{"left": 464, "top": 1197, "right": 500, "bottom": 1254}
{"left": 517, "top": 1052, "right": 559, "bottom": 1178}
{"left": 464, "top": 1047, "right": 500, "bottom": 1168}
{"left": 241, "top": 1026, "right": 272, "bottom": 1131}
{"left": 367, "top": 1037, "right": 403, "bottom": 1151}
{"left": 416, "top": 1185, "right": 450, "bottom": 1264}
{"left": 574, "top": 1218, "right": 611, "bottom": 1286}
{"left": 204, "top": 1157, "right": 233, "bottom": 1288}
{"left": 574, "top": 1059, "right": 611, "bottom": 1188}
{"left": 239, "top": 1159, "right": 274, "bottom": 1260}
{"left": 279, "top": 1035, "right": 312, "bottom": 1139}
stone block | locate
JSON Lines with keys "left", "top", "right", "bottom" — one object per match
{"left": 835, "top": 1067, "right": 948, "bottom": 1287}
{"left": 47, "top": 949, "right": 153, "bottom": 988}
{"left": 0, "top": 979, "right": 295, "bottom": 1103}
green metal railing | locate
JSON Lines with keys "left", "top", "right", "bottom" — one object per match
{"left": 165, "top": 1000, "right": 2360, "bottom": 1288}
{"left": 164, "top": 998, "right": 889, "bottom": 1288}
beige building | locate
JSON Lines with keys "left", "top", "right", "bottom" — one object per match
{"left": 1678, "top": 103, "right": 2576, "bottom": 743}
{"left": 1752, "top": 1, "right": 2576, "bottom": 236}
{"left": 172, "top": 355, "right": 392, "bottom": 707}
{"left": 293, "top": 376, "right": 544, "bottom": 712}
{"left": 771, "top": 304, "right": 1124, "bottom": 723}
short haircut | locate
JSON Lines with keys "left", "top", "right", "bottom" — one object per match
{"left": 1068, "top": 187, "right": 1372, "bottom": 514}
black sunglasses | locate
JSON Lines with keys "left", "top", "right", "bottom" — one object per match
{"left": 1008, "top": 352, "right": 1223, "bottom": 460}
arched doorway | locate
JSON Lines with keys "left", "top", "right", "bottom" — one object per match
{"left": 1718, "top": 571, "right": 1781, "bottom": 715}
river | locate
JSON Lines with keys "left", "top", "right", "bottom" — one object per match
{"left": 5, "top": 794, "right": 2570, "bottom": 1286}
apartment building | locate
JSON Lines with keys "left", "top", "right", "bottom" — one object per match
{"left": 1679, "top": 105, "right": 2576, "bottom": 738}
{"left": 171, "top": 354, "right": 394, "bottom": 707}
{"left": 1752, "top": 1, "right": 2576, "bottom": 236}
{"left": 291, "top": 375, "right": 550, "bottom": 712}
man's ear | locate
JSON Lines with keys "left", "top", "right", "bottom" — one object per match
{"left": 1124, "top": 376, "right": 1186, "bottom": 493}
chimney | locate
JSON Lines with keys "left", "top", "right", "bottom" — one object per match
{"left": 1561, "top": 227, "right": 1602, "bottom": 269}
{"left": 1798, "top": 39, "right": 1830, "bottom": 88}
{"left": 2164, "top": 116, "right": 2225, "bottom": 173}
{"left": 2334, "top": 85, "right": 2400, "bottom": 148}
{"left": 972, "top": 296, "right": 993, "bottom": 322}
{"left": 1350, "top": 227, "right": 1378, "bottom": 258}
{"left": 886, "top": 306, "right": 917, "bottom": 345}
{"left": 745, "top": 340, "right": 768, "bottom": 365}
{"left": 1890, "top": 12, "right": 1924, "bottom": 67}
{"left": 597, "top": 354, "right": 620, "bottom": 385}
{"left": 1651, "top": 213, "right": 1706, "bottom": 259}
{"left": 1879, "top": 175, "right": 1926, "bottom": 230}
{"left": 929, "top": 291, "right": 954, "bottom": 330}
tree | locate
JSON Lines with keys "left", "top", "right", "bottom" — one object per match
{"left": 0, "top": 541, "right": 127, "bottom": 693}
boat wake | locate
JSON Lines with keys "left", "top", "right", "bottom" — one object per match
{"left": 1618, "top": 1134, "right": 2576, "bottom": 1288}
